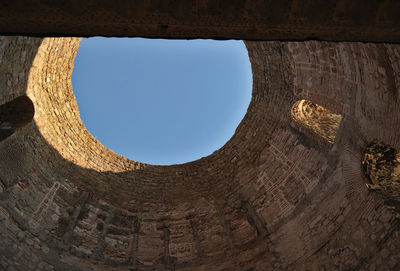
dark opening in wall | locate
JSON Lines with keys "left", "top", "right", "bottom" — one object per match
{"left": 0, "top": 95, "right": 34, "bottom": 142}
{"left": 291, "top": 100, "right": 342, "bottom": 146}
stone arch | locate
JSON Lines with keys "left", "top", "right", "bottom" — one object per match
{"left": 0, "top": 95, "right": 34, "bottom": 142}
{"left": 291, "top": 99, "right": 342, "bottom": 146}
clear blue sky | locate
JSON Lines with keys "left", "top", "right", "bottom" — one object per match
{"left": 71, "top": 37, "right": 252, "bottom": 165}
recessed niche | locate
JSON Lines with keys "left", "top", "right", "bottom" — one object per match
{"left": 0, "top": 96, "right": 34, "bottom": 142}
{"left": 291, "top": 99, "right": 342, "bottom": 145}
{"left": 72, "top": 38, "right": 252, "bottom": 165}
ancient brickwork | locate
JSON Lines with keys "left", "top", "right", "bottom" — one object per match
{"left": 291, "top": 100, "right": 342, "bottom": 145}
{"left": 0, "top": 37, "right": 400, "bottom": 270}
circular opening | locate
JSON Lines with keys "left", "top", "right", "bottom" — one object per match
{"left": 72, "top": 38, "right": 252, "bottom": 165}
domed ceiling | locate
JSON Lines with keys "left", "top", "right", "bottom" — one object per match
{"left": 0, "top": 1, "right": 400, "bottom": 270}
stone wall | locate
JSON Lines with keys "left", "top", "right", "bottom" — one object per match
{"left": 363, "top": 140, "right": 400, "bottom": 219}
{"left": 0, "top": 37, "right": 400, "bottom": 270}
{"left": 291, "top": 99, "right": 342, "bottom": 145}
{"left": 0, "top": 1, "right": 400, "bottom": 42}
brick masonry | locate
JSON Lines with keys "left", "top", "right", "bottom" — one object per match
{"left": 0, "top": 36, "right": 400, "bottom": 270}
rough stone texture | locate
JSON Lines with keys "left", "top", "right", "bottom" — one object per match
{"left": 291, "top": 99, "right": 342, "bottom": 144}
{"left": 1, "top": 1, "right": 400, "bottom": 42}
{"left": 363, "top": 140, "right": 399, "bottom": 186}
{"left": 0, "top": 36, "right": 399, "bottom": 271}
{"left": 1, "top": 3, "right": 400, "bottom": 269}
{"left": 363, "top": 140, "right": 400, "bottom": 219}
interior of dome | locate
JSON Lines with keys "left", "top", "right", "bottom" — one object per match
{"left": 0, "top": 2, "right": 400, "bottom": 271}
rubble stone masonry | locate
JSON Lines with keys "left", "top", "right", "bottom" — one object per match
{"left": 1, "top": 2, "right": 400, "bottom": 269}
{"left": 0, "top": 36, "right": 399, "bottom": 270}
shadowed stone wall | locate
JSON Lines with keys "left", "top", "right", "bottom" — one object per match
{"left": 0, "top": 1, "right": 400, "bottom": 270}
{"left": 0, "top": 36, "right": 399, "bottom": 270}
{"left": 0, "top": 0, "right": 400, "bottom": 42}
